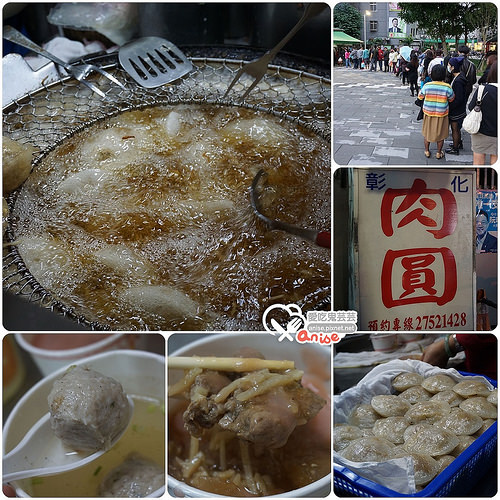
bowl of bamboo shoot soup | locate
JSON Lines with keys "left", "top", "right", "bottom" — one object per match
{"left": 167, "top": 333, "right": 331, "bottom": 497}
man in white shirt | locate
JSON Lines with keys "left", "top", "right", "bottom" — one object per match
{"left": 427, "top": 49, "right": 444, "bottom": 75}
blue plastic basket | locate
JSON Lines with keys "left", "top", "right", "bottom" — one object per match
{"left": 334, "top": 372, "right": 497, "bottom": 497}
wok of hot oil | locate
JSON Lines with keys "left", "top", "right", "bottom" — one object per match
{"left": 12, "top": 105, "right": 331, "bottom": 330}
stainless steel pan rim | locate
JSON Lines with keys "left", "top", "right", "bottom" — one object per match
{"left": 3, "top": 55, "right": 331, "bottom": 331}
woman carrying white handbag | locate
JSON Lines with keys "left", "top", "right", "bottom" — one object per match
{"left": 466, "top": 61, "right": 498, "bottom": 165}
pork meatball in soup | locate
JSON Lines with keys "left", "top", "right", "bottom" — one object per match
{"left": 48, "top": 365, "right": 130, "bottom": 451}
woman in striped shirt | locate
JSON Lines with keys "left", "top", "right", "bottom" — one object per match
{"left": 417, "top": 64, "right": 455, "bottom": 159}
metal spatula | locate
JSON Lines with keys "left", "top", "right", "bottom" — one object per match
{"left": 118, "top": 36, "right": 192, "bottom": 88}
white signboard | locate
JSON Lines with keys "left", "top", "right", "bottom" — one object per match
{"left": 355, "top": 169, "right": 475, "bottom": 331}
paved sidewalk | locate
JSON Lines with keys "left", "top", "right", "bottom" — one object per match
{"left": 333, "top": 66, "right": 474, "bottom": 165}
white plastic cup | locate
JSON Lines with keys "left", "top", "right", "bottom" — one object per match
{"left": 3, "top": 349, "right": 165, "bottom": 498}
{"left": 370, "top": 333, "right": 397, "bottom": 352}
{"left": 167, "top": 333, "right": 332, "bottom": 498}
{"left": 15, "top": 333, "right": 143, "bottom": 376}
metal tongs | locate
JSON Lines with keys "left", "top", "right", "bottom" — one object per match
{"left": 3, "top": 25, "right": 125, "bottom": 98}
{"left": 250, "top": 169, "right": 331, "bottom": 248}
{"left": 223, "top": 3, "right": 325, "bottom": 100}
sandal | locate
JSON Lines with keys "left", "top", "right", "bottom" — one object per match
{"left": 435, "top": 151, "right": 444, "bottom": 159}
{"left": 424, "top": 150, "right": 431, "bottom": 158}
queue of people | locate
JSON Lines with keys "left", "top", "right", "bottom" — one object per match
{"left": 337, "top": 43, "right": 498, "bottom": 165}
{"left": 416, "top": 45, "right": 497, "bottom": 164}
{"left": 468, "top": 61, "right": 498, "bottom": 165}
{"left": 339, "top": 45, "right": 394, "bottom": 71}
{"left": 339, "top": 45, "right": 418, "bottom": 78}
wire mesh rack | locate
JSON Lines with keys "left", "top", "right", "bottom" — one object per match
{"left": 3, "top": 54, "right": 331, "bottom": 330}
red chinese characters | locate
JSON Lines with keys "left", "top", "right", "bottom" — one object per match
{"left": 380, "top": 178, "right": 458, "bottom": 239}
{"left": 380, "top": 179, "right": 458, "bottom": 308}
{"left": 381, "top": 248, "right": 457, "bottom": 307}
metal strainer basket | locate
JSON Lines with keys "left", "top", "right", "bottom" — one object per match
{"left": 3, "top": 52, "right": 331, "bottom": 330}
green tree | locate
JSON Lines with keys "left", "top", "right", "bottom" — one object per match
{"left": 452, "top": 3, "right": 474, "bottom": 48}
{"left": 368, "top": 37, "right": 385, "bottom": 46}
{"left": 399, "top": 3, "right": 467, "bottom": 55}
{"left": 465, "top": 2, "right": 498, "bottom": 70}
{"left": 333, "top": 3, "right": 362, "bottom": 39}
{"left": 401, "top": 35, "right": 414, "bottom": 46}
{"left": 466, "top": 3, "right": 498, "bottom": 50}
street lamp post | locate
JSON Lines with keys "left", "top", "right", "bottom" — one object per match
{"left": 364, "top": 10, "right": 371, "bottom": 49}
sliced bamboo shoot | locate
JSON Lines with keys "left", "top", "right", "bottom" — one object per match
{"left": 168, "top": 356, "right": 294, "bottom": 372}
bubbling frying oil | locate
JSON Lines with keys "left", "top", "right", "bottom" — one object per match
{"left": 12, "top": 104, "right": 330, "bottom": 330}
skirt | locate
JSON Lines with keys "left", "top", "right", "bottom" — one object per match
{"left": 421, "top": 114, "right": 449, "bottom": 143}
{"left": 471, "top": 132, "right": 498, "bottom": 155}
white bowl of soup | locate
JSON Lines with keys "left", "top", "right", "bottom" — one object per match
{"left": 15, "top": 333, "right": 142, "bottom": 376}
{"left": 167, "top": 333, "right": 331, "bottom": 497}
{"left": 3, "top": 349, "right": 165, "bottom": 497}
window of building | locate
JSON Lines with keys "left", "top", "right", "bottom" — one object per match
{"left": 370, "top": 2, "right": 377, "bottom": 11}
{"left": 370, "top": 20, "right": 378, "bottom": 31}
